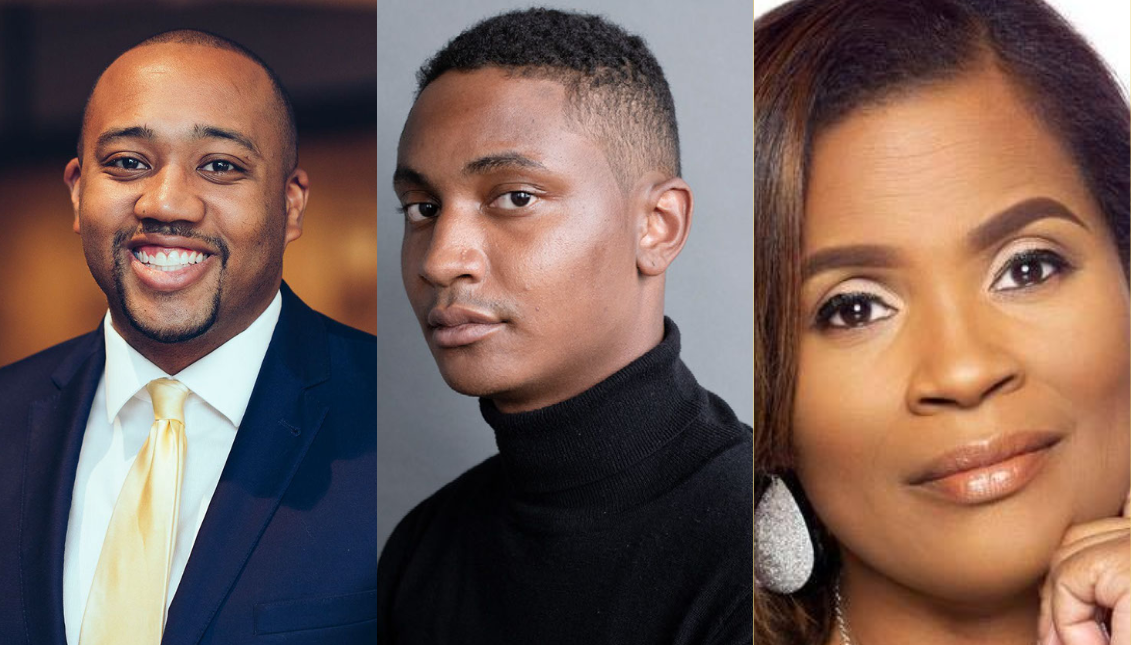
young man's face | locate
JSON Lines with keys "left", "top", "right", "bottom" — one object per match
{"left": 67, "top": 42, "right": 304, "bottom": 353}
{"left": 396, "top": 67, "right": 648, "bottom": 412}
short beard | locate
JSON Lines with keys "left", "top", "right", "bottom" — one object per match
{"left": 110, "top": 225, "right": 229, "bottom": 344}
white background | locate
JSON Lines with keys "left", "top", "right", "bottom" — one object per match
{"left": 754, "top": 0, "right": 1130, "bottom": 94}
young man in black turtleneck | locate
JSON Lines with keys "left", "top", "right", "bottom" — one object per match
{"left": 378, "top": 9, "right": 753, "bottom": 643}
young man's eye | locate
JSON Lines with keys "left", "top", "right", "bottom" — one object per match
{"left": 401, "top": 202, "right": 440, "bottom": 222}
{"left": 814, "top": 291, "right": 898, "bottom": 330}
{"left": 491, "top": 191, "right": 537, "bottom": 210}
{"left": 990, "top": 249, "right": 1071, "bottom": 292}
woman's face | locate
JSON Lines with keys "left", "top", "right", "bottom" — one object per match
{"left": 794, "top": 65, "right": 1130, "bottom": 604}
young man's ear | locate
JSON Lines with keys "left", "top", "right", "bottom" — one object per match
{"left": 64, "top": 158, "right": 82, "bottom": 234}
{"left": 637, "top": 177, "right": 693, "bottom": 276}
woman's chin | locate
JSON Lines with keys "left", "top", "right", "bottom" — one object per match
{"left": 841, "top": 502, "right": 1072, "bottom": 606}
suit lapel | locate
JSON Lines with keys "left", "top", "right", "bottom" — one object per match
{"left": 163, "top": 287, "right": 331, "bottom": 645}
{"left": 20, "top": 331, "right": 105, "bottom": 645}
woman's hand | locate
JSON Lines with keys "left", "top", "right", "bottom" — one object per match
{"left": 1038, "top": 493, "right": 1130, "bottom": 645}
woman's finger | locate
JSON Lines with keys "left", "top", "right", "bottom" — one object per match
{"left": 1051, "top": 526, "right": 1131, "bottom": 571}
{"left": 1048, "top": 535, "right": 1129, "bottom": 645}
{"left": 1061, "top": 519, "right": 1130, "bottom": 549}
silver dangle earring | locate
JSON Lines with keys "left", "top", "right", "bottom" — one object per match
{"left": 754, "top": 475, "right": 814, "bottom": 593}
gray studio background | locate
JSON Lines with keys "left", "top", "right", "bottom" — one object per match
{"left": 377, "top": 0, "right": 754, "bottom": 551}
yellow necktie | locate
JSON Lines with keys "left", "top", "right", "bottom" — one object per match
{"left": 79, "top": 378, "right": 189, "bottom": 645}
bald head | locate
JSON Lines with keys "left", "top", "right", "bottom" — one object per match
{"left": 78, "top": 29, "right": 297, "bottom": 173}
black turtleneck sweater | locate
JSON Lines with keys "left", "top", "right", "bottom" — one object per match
{"left": 376, "top": 320, "right": 753, "bottom": 644}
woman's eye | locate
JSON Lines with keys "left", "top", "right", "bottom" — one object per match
{"left": 815, "top": 292, "right": 898, "bottom": 330}
{"left": 492, "top": 191, "right": 537, "bottom": 210}
{"left": 110, "top": 157, "right": 149, "bottom": 171}
{"left": 991, "top": 249, "right": 1069, "bottom": 292}
{"left": 402, "top": 202, "right": 440, "bottom": 222}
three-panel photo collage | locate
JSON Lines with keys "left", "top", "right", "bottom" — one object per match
{"left": 0, "top": 0, "right": 1125, "bottom": 643}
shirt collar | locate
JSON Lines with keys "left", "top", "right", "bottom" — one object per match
{"left": 102, "top": 290, "right": 283, "bottom": 427}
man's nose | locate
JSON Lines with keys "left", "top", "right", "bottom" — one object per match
{"left": 417, "top": 207, "right": 487, "bottom": 287}
{"left": 133, "top": 165, "right": 205, "bottom": 223}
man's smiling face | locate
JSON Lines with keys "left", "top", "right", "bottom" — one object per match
{"left": 67, "top": 42, "right": 305, "bottom": 364}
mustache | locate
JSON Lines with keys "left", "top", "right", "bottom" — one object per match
{"left": 430, "top": 289, "right": 518, "bottom": 319}
{"left": 112, "top": 222, "right": 231, "bottom": 265}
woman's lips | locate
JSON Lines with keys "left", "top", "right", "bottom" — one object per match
{"left": 910, "top": 431, "right": 1062, "bottom": 505}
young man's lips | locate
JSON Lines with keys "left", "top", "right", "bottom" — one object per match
{"left": 431, "top": 322, "right": 504, "bottom": 348}
{"left": 427, "top": 306, "right": 504, "bottom": 348}
{"left": 910, "top": 431, "right": 1062, "bottom": 505}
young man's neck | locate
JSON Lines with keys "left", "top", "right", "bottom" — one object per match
{"left": 490, "top": 313, "right": 666, "bottom": 414}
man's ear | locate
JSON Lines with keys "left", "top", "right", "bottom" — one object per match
{"left": 284, "top": 168, "right": 310, "bottom": 244}
{"left": 64, "top": 158, "right": 82, "bottom": 234}
{"left": 637, "top": 177, "right": 693, "bottom": 276}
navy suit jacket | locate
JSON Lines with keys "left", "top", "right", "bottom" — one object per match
{"left": 0, "top": 285, "right": 377, "bottom": 644}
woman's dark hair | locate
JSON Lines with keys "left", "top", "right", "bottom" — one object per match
{"left": 752, "top": 0, "right": 1128, "bottom": 642}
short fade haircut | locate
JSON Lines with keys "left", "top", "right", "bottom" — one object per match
{"left": 78, "top": 29, "right": 298, "bottom": 173}
{"left": 416, "top": 8, "right": 681, "bottom": 189}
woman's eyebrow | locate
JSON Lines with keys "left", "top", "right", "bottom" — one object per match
{"left": 801, "top": 244, "right": 902, "bottom": 280}
{"left": 967, "top": 197, "right": 1088, "bottom": 251}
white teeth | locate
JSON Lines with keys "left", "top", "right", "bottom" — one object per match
{"left": 134, "top": 248, "right": 209, "bottom": 269}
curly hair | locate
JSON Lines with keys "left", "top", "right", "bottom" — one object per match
{"left": 416, "top": 8, "right": 680, "bottom": 188}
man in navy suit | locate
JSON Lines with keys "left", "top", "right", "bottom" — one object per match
{"left": 0, "top": 30, "right": 375, "bottom": 644}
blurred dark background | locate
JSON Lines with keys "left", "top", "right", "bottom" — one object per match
{"left": 0, "top": 0, "right": 377, "bottom": 366}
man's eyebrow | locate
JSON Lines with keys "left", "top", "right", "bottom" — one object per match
{"left": 967, "top": 197, "right": 1089, "bottom": 251}
{"left": 464, "top": 152, "right": 547, "bottom": 175}
{"left": 93, "top": 124, "right": 261, "bottom": 158}
{"left": 193, "top": 124, "right": 261, "bottom": 157}
{"left": 802, "top": 244, "right": 903, "bottom": 281}
{"left": 95, "top": 126, "right": 155, "bottom": 150}
{"left": 392, "top": 166, "right": 432, "bottom": 192}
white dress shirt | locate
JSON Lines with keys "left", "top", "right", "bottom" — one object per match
{"left": 62, "top": 291, "right": 282, "bottom": 645}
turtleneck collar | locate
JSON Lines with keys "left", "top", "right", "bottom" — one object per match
{"left": 480, "top": 318, "right": 706, "bottom": 497}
